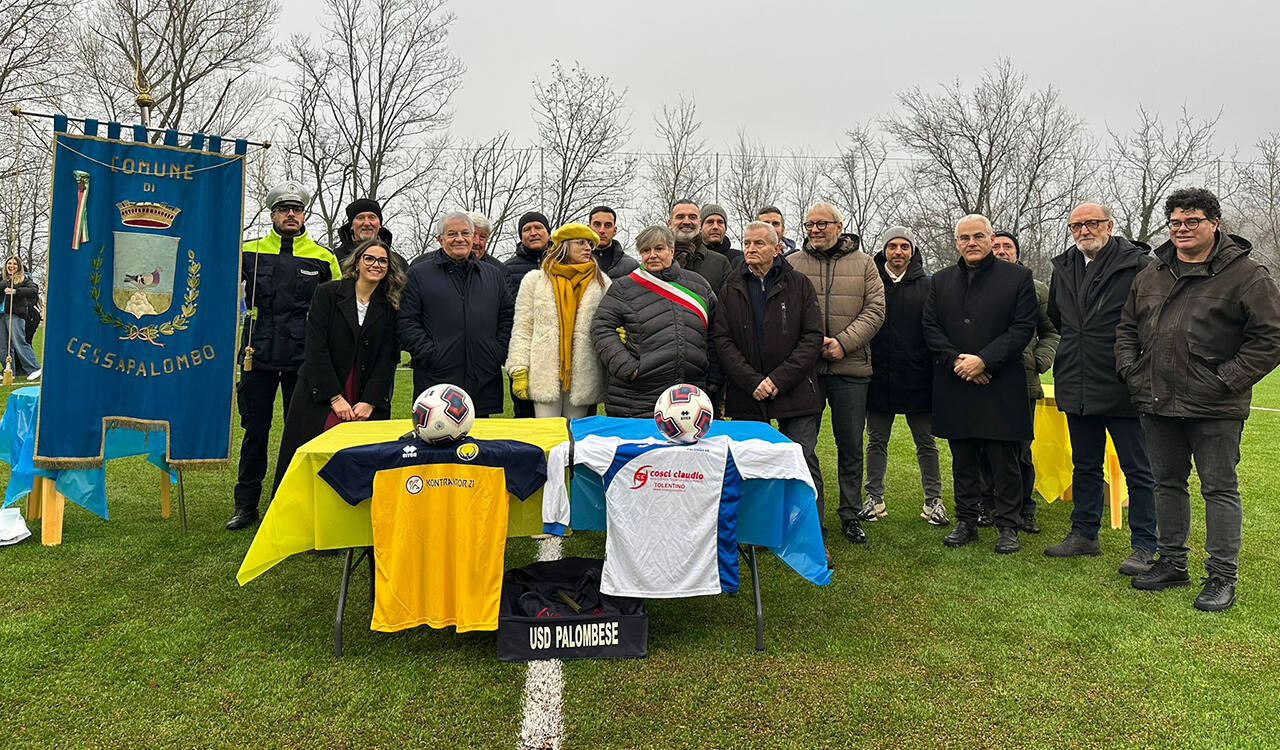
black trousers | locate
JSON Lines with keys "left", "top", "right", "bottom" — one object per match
{"left": 234, "top": 368, "right": 297, "bottom": 513}
{"left": 979, "top": 399, "right": 1036, "bottom": 516}
{"left": 951, "top": 439, "right": 1023, "bottom": 529}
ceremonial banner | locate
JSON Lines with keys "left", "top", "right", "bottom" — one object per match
{"left": 35, "top": 129, "right": 244, "bottom": 468}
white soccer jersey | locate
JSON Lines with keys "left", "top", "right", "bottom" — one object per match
{"left": 544, "top": 435, "right": 814, "bottom": 598}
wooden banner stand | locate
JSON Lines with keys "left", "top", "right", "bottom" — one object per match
{"left": 27, "top": 466, "right": 185, "bottom": 546}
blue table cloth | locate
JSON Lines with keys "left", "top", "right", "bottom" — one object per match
{"left": 0, "top": 386, "right": 173, "bottom": 519}
{"left": 566, "top": 416, "right": 831, "bottom": 586}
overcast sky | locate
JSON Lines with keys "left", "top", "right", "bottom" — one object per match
{"left": 280, "top": 0, "right": 1279, "bottom": 159}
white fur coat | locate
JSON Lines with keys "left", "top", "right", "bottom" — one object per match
{"left": 506, "top": 270, "right": 609, "bottom": 406}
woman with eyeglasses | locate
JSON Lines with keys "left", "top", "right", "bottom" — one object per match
{"left": 506, "top": 223, "right": 610, "bottom": 418}
{"left": 272, "top": 238, "right": 406, "bottom": 494}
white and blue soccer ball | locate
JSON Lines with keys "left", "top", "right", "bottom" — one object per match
{"left": 412, "top": 384, "right": 476, "bottom": 444}
{"left": 653, "top": 383, "right": 714, "bottom": 444}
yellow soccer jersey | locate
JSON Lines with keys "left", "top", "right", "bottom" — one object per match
{"left": 320, "top": 437, "right": 547, "bottom": 633}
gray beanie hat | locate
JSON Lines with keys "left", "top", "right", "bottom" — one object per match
{"left": 878, "top": 225, "right": 916, "bottom": 250}
{"left": 700, "top": 203, "right": 728, "bottom": 223}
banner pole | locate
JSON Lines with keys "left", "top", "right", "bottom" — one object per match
{"left": 9, "top": 106, "right": 271, "bottom": 150}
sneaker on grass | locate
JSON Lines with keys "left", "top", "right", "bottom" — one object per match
{"left": 920, "top": 498, "right": 950, "bottom": 526}
{"left": 859, "top": 497, "right": 887, "bottom": 521}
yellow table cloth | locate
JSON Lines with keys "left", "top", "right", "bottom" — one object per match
{"left": 237, "top": 418, "right": 569, "bottom": 585}
{"left": 1031, "top": 384, "right": 1127, "bottom": 529}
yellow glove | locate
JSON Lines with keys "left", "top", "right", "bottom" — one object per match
{"left": 615, "top": 326, "right": 628, "bottom": 343}
{"left": 511, "top": 368, "right": 530, "bottom": 401}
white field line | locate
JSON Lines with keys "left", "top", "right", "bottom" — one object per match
{"left": 1251, "top": 405, "right": 1280, "bottom": 413}
{"left": 517, "top": 536, "right": 565, "bottom": 750}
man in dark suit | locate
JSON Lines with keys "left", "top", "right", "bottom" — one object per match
{"left": 922, "top": 213, "right": 1038, "bottom": 554}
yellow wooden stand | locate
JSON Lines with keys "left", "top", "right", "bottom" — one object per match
{"left": 26, "top": 468, "right": 177, "bottom": 546}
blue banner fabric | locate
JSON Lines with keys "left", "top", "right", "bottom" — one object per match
{"left": 36, "top": 132, "right": 245, "bottom": 468}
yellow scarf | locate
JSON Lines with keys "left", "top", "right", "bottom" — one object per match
{"left": 548, "top": 261, "right": 597, "bottom": 391}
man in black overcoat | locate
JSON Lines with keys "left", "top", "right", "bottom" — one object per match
{"left": 922, "top": 213, "right": 1037, "bottom": 553}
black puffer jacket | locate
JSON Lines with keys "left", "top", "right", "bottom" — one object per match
{"left": 867, "top": 250, "right": 932, "bottom": 415}
{"left": 503, "top": 242, "right": 546, "bottom": 300}
{"left": 675, "top": 237, "right": 733, "bottom": 294}
{"left": 591, "top": 262, "right": 718, "bottom": 417}
{"left": 1, "top": 277, "right": 40, "bottom": 320}
{"left": 398, "top": 250, "right": 514, "bottom": 416}
{"left": 593, "top": 241, "right": 639, "bottom": 279}
{"left": 1048, "top": 235, "right": 1151, "bottom": 417}
{"left": 1116, "top": 232, "right": 1280, "bottom": 420}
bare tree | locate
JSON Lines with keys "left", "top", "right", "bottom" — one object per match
{"left": 531, "top": 60, "right": 637, "bottom": 226}
{"left": 780, "top": 147, "right": 823, "bottom": 244}
{"left": 823, "top": 125, "right": 905, "bottom": 243}
{"left": 445, "top": 133, "right": 537, "bottom": 255}
{"left": 282, "top": 0, "right": 462, "bottom": 247}
{"left": 71, "top": 0, "right": 278, "bottom": 136}
{"left": 883, "top": 59, "right": 1093, "bottom": 276}
{"left": 1103, "top": 105, "right": 1222, "bottom": 244}
{"left": 0, "top": 0, "right": 74, "bottom": 108}
{"left": 645, "top": 97, "right": 714, "bottom": 222}
{"left": 723, "top": 130, "right": 780, "bottom": 230}
{"left": 1230, "top": 133, "right": 1280, "bottom": 270}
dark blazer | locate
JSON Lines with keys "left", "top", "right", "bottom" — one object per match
{"left": 867, "top": 251, "right": 932, "bottom": 415}
{"left": 398, "top": 250, "right": 514, "bottom": 416}
{"left": 274, "top": 278, "right": 398, "bottom": 490}
{"left": 922, "top": 252, "right": 1038, "bottom": 442}
{"left": 712, "top": 257, "right": 823, "bottom": 420}
{"left": 1048, "top": 235, "right": 1151, "bottom": 417}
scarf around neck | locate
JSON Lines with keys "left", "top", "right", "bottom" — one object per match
{"left": 548, "top": 260, "right": 597, "bottom": 391}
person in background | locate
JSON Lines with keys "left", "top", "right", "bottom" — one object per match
{"left": 400, "top": 212, "right": 513, "bottom": 418}
{"left": 504, "top": 211, "right": 552, "bottom": 417}
{"left": 923, "top": 213, "right": 1037, "bottom": 554}
{"left": 468, "top": 212, "right": 505, "bottom": 271}
{"left": 592, "top": 225, "right": 718, "bottom": 417}
{"left": 863, "top": 227, "right": 946, "bottom": 527}
{"left": 979, "top": 231, "right": 1059, "bottom": 533}
{"left": 757, "top": 206, "right": 797, "bottom": 254}
{"left": 788, "top": 202, "right": 886, "bottom": 544}
{"left": 669, "top": 199, "right": 732, "bottom": 293}
{"left": 700, "top": 203, "right": 743, "bottom": 268}
{"left": 0, "top": 256, "right": 41, "bottom": 380}
{"left": 588, "top": 205, "right": 639, "bottom": 279}
{"left": 1117, "top": 187, "right": 1280, "bottom": 611}
{"left": 1043, "top": 203, "right": 1157, "bottom": 575}
{"left": 507, "top": 223, "right": 610, "bottom": 419}
{"left": 272, "top": 238, "right": 404, "bottom": 494}
{"left": 332, "top": 198, "right": 392, "bottom": 263}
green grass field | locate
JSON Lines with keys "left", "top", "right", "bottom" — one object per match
{"left": 2, "top": 365, "right": 1279, "bottom": 749}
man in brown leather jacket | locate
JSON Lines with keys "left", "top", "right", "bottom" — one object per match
{"left": 1117, "top": 187, "right": 1280, "bottom": 612}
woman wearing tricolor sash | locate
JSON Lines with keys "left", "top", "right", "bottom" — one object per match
{"left": 591, "top": 225, "right": 719, "bottom": 418}
{"left": 506, "top": 222, "right": 610, "bottom": 418}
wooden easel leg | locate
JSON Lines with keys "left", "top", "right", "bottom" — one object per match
{"left": 160, "top": 467, "right": 171, "bottom": 519}
{"left": 34, "top": 476, "right": 65, "bottom": 546}
{"left": 27, "top": 483, "right": 42, "bottom": 521}
{"left": 176, "top": 468, "right": 187, "bottom": 533}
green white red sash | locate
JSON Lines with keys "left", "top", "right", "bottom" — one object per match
{"left": 629, "top": 268, "right": 708, "bottom": 327}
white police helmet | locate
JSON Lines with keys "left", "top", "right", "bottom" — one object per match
{"left": 266, "top": 181, "right": 310, "bottom": 210}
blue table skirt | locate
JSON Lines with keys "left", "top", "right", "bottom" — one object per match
{"left": 567, "top": 416, "right": 830, "bottom": 586}
{"left": 0, "top": 386, "right": 173, "bottom": 520}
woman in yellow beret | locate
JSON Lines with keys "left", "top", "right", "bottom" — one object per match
{"left": 506, "top": 222, "right": 610, "bottom": 418}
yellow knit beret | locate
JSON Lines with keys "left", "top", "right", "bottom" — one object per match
{"left": 551, "top": 222, "right": 600, "bottom": 248}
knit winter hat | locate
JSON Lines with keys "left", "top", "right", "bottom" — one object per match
{"left": 345, "top": 198, "right": 383, "bottom": 222}
{"left": 518, "top": 211, "right": 551, "bottom": 236}
{"left": 550, "top": 222, "right": 601, "bottom": 249}
{"left": 700, "top": 203, "right": 728, "bottom": 223}
{"left": 878, "top": 225, "right": 916, "bottom": 251}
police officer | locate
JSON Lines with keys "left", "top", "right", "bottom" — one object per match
{"left": 228, "top": 182, "right": 340, "bottom": 530}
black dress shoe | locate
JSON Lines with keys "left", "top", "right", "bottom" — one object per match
{"left": 975, "top": 506, "right": 994, "bottom": 527}
{"left": 841, "top": 518, "right": 867, "bottom": 545}
{"left": 1131, "top": 557, "right": 1190, "bottom": 590}
{"left": 225, "top": 510, "right": 260, "bottom": 531}
{"left": 943, "top": 520, "right": 979, "bottom": 548}
{"left": 995, "top": 526, "right": 1020, "bottom": 554}
{"left": 1193, "top": 576, "right": 1236, "bottom": 612}
{"left": 1019, "top": 506, "right": 1041, "bottom": 534}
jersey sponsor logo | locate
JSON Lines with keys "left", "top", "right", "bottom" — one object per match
{"left": 631, "top": 464, "right": 652, "bottom": 489}
{"left": 405, "top": 475, "right": 423, "bottom": 494}
{"left": 402, "top": 444, "right": 418, "bottom": 458}
{"left": 630, "top": 462, "right": 704, "bottom": 492}
{"left": 456, "top": 442, "right": 479, "bottom": 461}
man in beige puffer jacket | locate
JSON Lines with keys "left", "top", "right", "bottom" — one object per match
{"left": 788, "top": 202, "right": 886, "bottom": 545}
